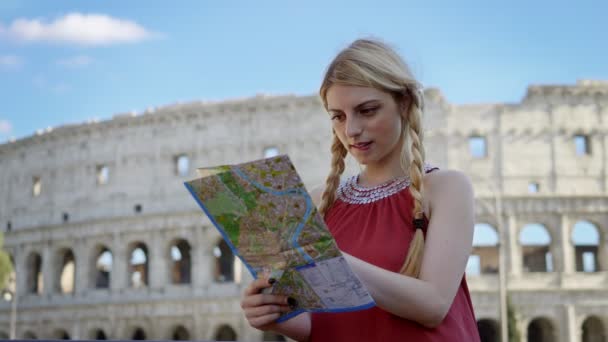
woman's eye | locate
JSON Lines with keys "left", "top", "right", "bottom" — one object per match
{"left": 331, "top": 114, "right": 345, "bottom": 121}
{"left": 360, "top": 107, "right": 378, "bottom": 115}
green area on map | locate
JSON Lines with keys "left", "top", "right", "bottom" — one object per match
{"left": 185, "top": 155, "right": 342, "bottom": 309}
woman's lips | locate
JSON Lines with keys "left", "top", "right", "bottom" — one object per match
{"left": 350, "top": 141, "right": 373, "bottom": 151}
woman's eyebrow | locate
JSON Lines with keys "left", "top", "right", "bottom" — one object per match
{"left": 328, "top": 99, "right": 381, "bottom": 113}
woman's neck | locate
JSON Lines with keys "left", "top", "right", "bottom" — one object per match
{"left": 358, "top": 161, "right": 409, "bottom": 188}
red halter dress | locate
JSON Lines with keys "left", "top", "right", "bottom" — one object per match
{"left": 310, "top": 166, "right": 480, "bottom": 341}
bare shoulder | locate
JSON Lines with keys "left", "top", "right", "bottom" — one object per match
{"left": 422, "top": 169, "right": 473, "bottom": 201}
{"left": 309, "top": 184, "right": 326, "bottom": 207}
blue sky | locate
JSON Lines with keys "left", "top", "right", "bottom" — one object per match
{"left": 0, "top": 0, "right": 607, "bottom": 141}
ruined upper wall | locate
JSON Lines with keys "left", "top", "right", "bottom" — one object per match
{"left": 523, "top": 80, "right": 608, "bottom": 108}
{"left": 440, "top": 80, "right": 608, "bottom": 196}
{"left": 1, "top": 81, "right": 607, "bottom": 231}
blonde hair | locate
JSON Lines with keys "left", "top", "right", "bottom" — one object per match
{"left": 318, "top": 38, "right": 427, "bottom": 278}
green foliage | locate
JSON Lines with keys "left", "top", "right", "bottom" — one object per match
{"left": 0, "top": 232, "right": 13, "bottom": 289}
{"left": 508, "top": 295, "right": 521, "bottom": 342}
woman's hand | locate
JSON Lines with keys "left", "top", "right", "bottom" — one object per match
{"left": 241, "top": 277, "right": 293, "bottom": 330}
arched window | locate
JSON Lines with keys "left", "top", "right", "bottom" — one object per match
{"left": 582, "top": 316, "right": 606, "bottom": 342}
{"left": 169, "top": 239, "right": 191, "bottom": 284}
{"left": 477, "top": 319, "right": 499, "bottom": 342}
{"left": 171, "top": 325, "right": 190, "bottom": 340}
{"left": 90, "top": 329, "right": 107, "bottom": 340}
{"left": 572, "top": 221, "right": 601, "bottom": 272}
{"left": 53, "top": 329, "right": 70, "bottom": 340}
{"left": 214, "top": 240, "right": 234, "bottom": 282}
{"left": 26, "top": 252, "right": 43, "bottom": 294}
{"left": 263, "top": 331, "right": 287, "bottom": 341}
{"left": 55, "top": 248, "right": 75, "bottom": 294}
{"left": 467, "top": 223, "right": 499, "bottom": 276}
{"left": 91, "top": 245, "right": 112, "bottom": 289}
{"left": 128, "top": 242, "right": 149, "bottom": 288}
{"left": 527, "top": 317, "right": 556, "bottom": 342}
{"left": 215, "top": 324, "right": 237, "bottom": 341}
{"left": 519, "top": 224, "right": 553, "bottom": 272}
{"left": 132, "top": 327, "right": 146, "bottom": 340}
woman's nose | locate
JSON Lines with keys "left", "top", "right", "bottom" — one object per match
{"left": 345, "top": 117, "right": 363, "bottom": 137}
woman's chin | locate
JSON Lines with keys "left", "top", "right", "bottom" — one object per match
{"left": 350, "top": 156, "right": 370, "bottom": 165}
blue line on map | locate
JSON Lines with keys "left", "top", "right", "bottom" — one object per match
{"left": 232, "top": 167, "right": 315, "bottom": 264}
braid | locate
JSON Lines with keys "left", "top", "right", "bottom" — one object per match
{"left": 318, "top": 134, "right": 347, "bottom": 217}
{"left": 399, "top": 90, "right": 426, "bottom": 278}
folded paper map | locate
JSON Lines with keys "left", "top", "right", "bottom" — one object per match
{"left": 184, "top": 154, "right": 375, "bottom": 322}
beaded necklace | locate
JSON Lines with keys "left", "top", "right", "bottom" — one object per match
{"left": 336, "top": 164, "right": 437, "bottom": 204}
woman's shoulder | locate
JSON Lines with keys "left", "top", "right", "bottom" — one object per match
{"left": 423, "top": 168, "right": 473, "bottom": 201}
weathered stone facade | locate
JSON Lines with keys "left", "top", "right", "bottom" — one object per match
{"left": 0, "top": 80, "right": 607, "bottom": 341}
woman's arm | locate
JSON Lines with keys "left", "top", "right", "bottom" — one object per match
{"left": 241, "top": 277, "right": 311, "bottom": 341}
{"left": 268, "top": 312, "right": 311, "bottom": 342}
{"left": 343, "top": 170, "right": 475, "bottom": 328}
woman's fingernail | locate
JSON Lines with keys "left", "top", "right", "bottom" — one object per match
{"left": 287, "top": 297, "right": 298, "bottom": 309}
{"left": 268, "top": 278, "right": 276, "bottom": 284}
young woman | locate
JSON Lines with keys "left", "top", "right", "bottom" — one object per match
{"left": 240, "top": 38, "right": 480, "bottom": 341}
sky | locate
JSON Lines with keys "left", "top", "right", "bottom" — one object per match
{"left": 0, "top": 0, "right": 607, "bottom": 142}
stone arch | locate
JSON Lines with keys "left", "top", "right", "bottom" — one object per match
{"left": 171, "top": 325, "right": 190, "bottom": 340}
{"left": 26, "top": 251, "right": 43, "bottom": 294}
{"left": 572, "top": 220, "right": 601, "bottom": 272}
{"left": 582, "top": 316, "right": 606, "bottom": 342}
{"left": 263, "top": 330, "right": 287, "bottom": 341}
{"left": 91, "top": 244, "right": 112, "bottom": 289}
{"left": 168, "top": 238, "right": 191, "bottom": 284}
{"left": 90, "top": 328, "right": 108, "bottom": 340}
{"left": 214, "top": 239, "right": 234, "bottom": 282}
{"left": 23, "top": 330, "right": 37, "bottom": 339}
{"left": 128, "top": 242, "right": 149, "bottom": 288}
{"left": 130, "top": 327, "right": 147, "bottom": 340}
{"left": 214, "top": 324, "right": 237, "bottom": 341}
{"left": 52, "top": 328, "right": 71, "bottom": 340}
{"left": 54, "top": 248, "right": 75, "bottom": 294}
{"left": 527, "top": 317, "right": 556, "bottom": 342}
{"left": 468, "top": 223, "right": 500, "bottom": 276}
{"left": 519, "top": 223, "right": 553, "bottom": 272}
{"left": 477, "top": 318, "right": 499, "bottom": 342}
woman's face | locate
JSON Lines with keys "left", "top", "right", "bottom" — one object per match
{"left": 326, "top": 85, "right": 406, "bottom": 167}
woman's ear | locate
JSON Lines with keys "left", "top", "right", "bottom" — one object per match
{"left": 400, "top": 90, "right": 413, "bottom": 119}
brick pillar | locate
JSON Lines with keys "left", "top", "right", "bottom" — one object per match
{"left": 193, "top": 226, "right": 213, "bottom": 289}
{"left": 507, "top": 215, "right": 522, "bottom": 276}
{"left": 600, "top": 216, "right": 608, "bottom": 272}
{"left": 74, "top": 238, "right": 88, "bottom": 295}
{"left": 42, "top": 243, "right": 53, "bottom": 297}
{"left": 149, "top": 232, "right": 166, "bottom": 289}
{"left": 564, "top": 304, "right": 580, "bottom": 342}
{"left": 111, "top": 232, "right": 127, "bottom": 291}
{"left": 14, "top": 246, "right": 26, "bottom": 299}
{"left": 560, "top": 215, "right": 575, "bottom": 274}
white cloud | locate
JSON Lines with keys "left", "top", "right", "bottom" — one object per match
{"left": 0, "top": 120, "right": 12, "bottom": 135}
{"left": 0, "top": 55, "right": 22, "bottom": 70}
{"left": 57, "top": 55, "right": 93, "bottom": 68}
{"left": 1, "top": 13, "right": 157, "bottom": 46}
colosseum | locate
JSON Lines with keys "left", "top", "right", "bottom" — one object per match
{"left": 0, "top": 80, "right": 607, "bottom": 341}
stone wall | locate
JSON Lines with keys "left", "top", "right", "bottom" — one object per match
{"left": 0, "top": 81, "right": 607, "bottom": 341}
